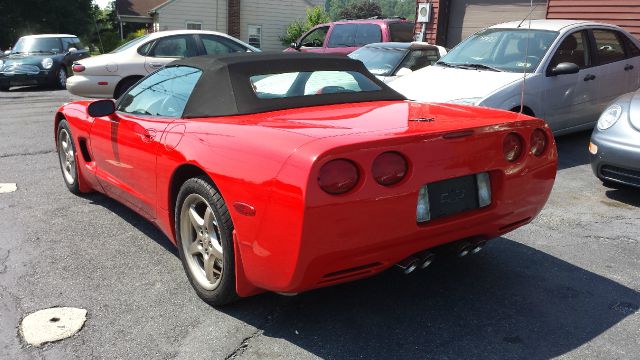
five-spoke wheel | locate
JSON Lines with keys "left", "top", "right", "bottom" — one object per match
{"left": 175, "top": 176, "right": 238, "bottom": 305}
{"left": 56, "top": 120, "right": 79, "bottom": 193}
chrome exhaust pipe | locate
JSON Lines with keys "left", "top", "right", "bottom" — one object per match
{"left": 470, "top": 241, "right": 487, "bottom": 254}
{"left": 396, "top": 256, "right": 420, "bottom": 274}
{"left": 419, "top": 252, "right": 435, "bottom": 269}
{"left": 457, "top": 244, "right": 473, "bottom": 257}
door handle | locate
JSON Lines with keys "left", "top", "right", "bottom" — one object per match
{"left": 584, "top": 74, "right": 596, "bottom": 81}
{"left": 149, "top": 62, "right": 163, "bottom": 68}
{"left": 139, "top": 129, "right": 157, "bottom": 143}
{"left": 625, "top": 64, "right": 635, "bottom": 71}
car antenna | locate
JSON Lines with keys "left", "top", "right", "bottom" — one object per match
{"left": 519, "top": 1, "right": 536, "bottom": 115}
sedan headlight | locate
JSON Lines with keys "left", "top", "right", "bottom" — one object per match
{"left": 448, "top": 97, "right": 481, "bottom": 106}
{"left": 41, "top": 58, "right": 53, "bottom": 69}
{"left": 597, "top": 104, "right": 623, "bottom": 130}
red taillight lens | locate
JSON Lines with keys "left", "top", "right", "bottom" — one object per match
{"left": 372, "top": 151, "right": 408, "bottom": 186}
{"left": 530, "top": 129, "right": 547, "bottom": 156}
{"left": 503, "top": 132, "right": 524, "bottom": 162}
{"left": 318, "top": 159, "right": 359, "bottom": 195}
{"left": 72, "top": 64, "right": 85, "bottom": 73}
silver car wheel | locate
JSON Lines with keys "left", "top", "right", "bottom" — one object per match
{"left": 180, "top": 193, "right": 224, "bottom": 290}
{"left": 58, "top": 68, "right": 67, "bottom": 88}
{"left": 57, "top": 128, "right": 76, "bottom": 185}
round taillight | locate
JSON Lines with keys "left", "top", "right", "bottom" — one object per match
{"left": 372, "top": 151, "right": 408, "bottom": 186}
{"left": 318, "top": 159, "right": 359, "bottom": 195}
{"left": 530, "top": 128, "right": 547, "bottom": 156}
{"left": 72, "top": 64, "right": 85, "bottom": 73}
{"left": 503, "top": 132, "right": 524, "bottom": 162}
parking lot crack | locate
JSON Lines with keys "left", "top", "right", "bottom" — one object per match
{"left": 224, "top": 329, "right": 262, "bottom": 360}
{"left": 0, "top": 150, "right": 56, "bottom": 159}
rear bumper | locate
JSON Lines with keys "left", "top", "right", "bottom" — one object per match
{"left": 590, "top": 133, "right": 640, "bottom": 187}
{"left": 67, "top": 74, "right": 119, "bottom": 98}
{"left": 235, "top": 123, "right": 558, "bottom": 294}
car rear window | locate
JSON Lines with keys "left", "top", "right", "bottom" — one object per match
{"left": 328, "top": 24, "right": 382, "bottom": 47}
{"left": 250, "top": 70, "right": 382, "bottom": 99}
{"left": 389, "top": 22, "right": 415, "bottom": 42}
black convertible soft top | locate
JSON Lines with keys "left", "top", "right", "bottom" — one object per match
{"left": 169, "top": 52, "right": 406, "bottom": 118}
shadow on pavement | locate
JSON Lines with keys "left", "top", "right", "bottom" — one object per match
{"left": 78, "top": 191, "right": 639, "bottom": 359}
{"left": 224, "top": 238, "right": 639, "bottom": 359}
{"left": 5, "top": 85, "right": 60, "bottom": 93}
{"left": 555, "top": 130, "right": 592, "bottom": 171}
{"left": 606, "top": 187, "right": 640, "bottom": 208}
{"left": 80, "top": 192, "right": 178, "bottom": 256}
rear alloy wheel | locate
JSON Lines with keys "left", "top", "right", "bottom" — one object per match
{"left": 56, "top": 120, "right": 80, "bottom": 194}
{"left": 56, "top": 67, "right": 67, "bottom": 89}
{"left": 175, "top": 176, "right": 238, "bottom": 305}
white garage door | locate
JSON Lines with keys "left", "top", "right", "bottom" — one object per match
{"left": 447, "top": 0, "right": 547, "bottom": 48}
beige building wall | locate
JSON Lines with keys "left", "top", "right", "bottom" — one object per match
{"left": 239, "top": 0, "right": 324, "bottom": 51}
{"left": 155, "top": 0, "right": 228, "bottom": 33}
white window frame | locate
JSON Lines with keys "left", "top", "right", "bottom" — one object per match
{"left": 248, "top": 25, "right": 262, "bottom": 49}
{"left": 186, "top": 21, "right": 202, "bottom": 30}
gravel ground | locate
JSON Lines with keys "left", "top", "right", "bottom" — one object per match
{"left": 0, "top": 87, "right": 638, "bottom": 360}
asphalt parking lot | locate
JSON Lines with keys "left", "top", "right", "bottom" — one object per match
{"left": 0, "top": 87, "right": 639, "bottom": 360}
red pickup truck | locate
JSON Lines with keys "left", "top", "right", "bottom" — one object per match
{"left": 286, "top": 18, "right": 415, "bottom": 55}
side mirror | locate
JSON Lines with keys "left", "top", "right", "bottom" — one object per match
{"left": 4, "top": 50, "right": 10, "bottom": 55}
{"left": 88, "top": 99, "right": 116, "bottom": 117}
{"left": 290, "top": 42, "right": 299, "bottom": 50}
{"left": 68, "top": 47, "right": 78, "bottom": 53}
{"left": 395, "top": 67, "right": 413, "bottom": 77}
{"left": 548, "top": 62, "right": 579, "bottom": 76}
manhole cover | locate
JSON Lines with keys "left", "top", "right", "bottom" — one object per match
{"left": 20, "top": 307, "right": 87, "bottom": 347}
{"left": 0, "top": 183, "right": 17, "bottom": 193}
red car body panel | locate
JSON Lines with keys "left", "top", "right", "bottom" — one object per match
{"left": 55, "top": 100, "right": 557, "bottom": 297}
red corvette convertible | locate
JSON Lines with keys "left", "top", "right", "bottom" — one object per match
{"left": 55, "top": 53, "right": 557, "bottom": 305}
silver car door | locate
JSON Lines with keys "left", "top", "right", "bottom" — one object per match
{"left": 542, "top": 30, "right": 600, "bottom": 132}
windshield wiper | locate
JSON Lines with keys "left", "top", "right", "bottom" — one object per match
{"left": 436, "top": 61, "right": 456, "bottom": 68}
{"left": 458, "top": 63, "right": 502, "bottom": 72}
{"left": 29, "top": 50, "right": 54, "bottom": 54}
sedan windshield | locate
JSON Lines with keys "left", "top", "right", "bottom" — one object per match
{"left": 438, "top": 28, "right": 559, "bottom": 73}
{"left": 13, "top": 37, "right": 62, "bottom": 54}
{"left": 349, "top": 47, "right": 407, "bottom": 76}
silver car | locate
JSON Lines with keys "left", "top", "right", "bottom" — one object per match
{"left": 390, "top": 20, "right": 640, "bottom": 135}
{"left": 589, "top": 90, "right": 640, "bottom": 188}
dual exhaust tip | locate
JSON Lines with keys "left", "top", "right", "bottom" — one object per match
{"left": 396, "top": 240, "right": 488, "bottom": 274}
{"left": 396, "top": 251, "right": 435, "bottom": 274}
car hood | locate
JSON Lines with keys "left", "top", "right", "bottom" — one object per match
{"left": 388, "top": 65, "right": 525, "bottom": 103}
{"left": 2, "top": 53, "right": 61, "bottom": 65}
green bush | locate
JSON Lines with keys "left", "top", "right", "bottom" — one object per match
{"left": 281, "top": 6, "right": 331, "bottom": 46}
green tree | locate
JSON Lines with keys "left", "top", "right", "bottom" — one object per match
{"left": 280, "top": 6, "right": 331, "bottom": 46}
{"left": 328, "top": 0, "right": 415, "bottom": 21}
{"left": 338, "top": 0, "right": 382, "bottom": 20}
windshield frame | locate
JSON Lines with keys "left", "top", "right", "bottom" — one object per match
{"left": 437, "top": 28, "right": 560, "bottom": 73}
{"left": 110, "top": 34, "right": 152, "bottom": 54}
{"left": 12, "top": 37, "right": 63, "bottom": 55}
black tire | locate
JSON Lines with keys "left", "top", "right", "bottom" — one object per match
{"left": 56, "top": 119, "right": 80, "bottom": 194}
{"left": 55, "top": 67, "right": 67, "bottom": 89}
{"left": 114, "top": 77, "right": 141, "bottom": 99}
{"left": 175, "top": 176, "right": 238, "bottom": 306}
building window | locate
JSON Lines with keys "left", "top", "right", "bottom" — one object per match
{"left": 186, "top": 22, "right": 202, "bottom": 30}
{"left": 248, "top": 25, "right": 261, "bottom": 49}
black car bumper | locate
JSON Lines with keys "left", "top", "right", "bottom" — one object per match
{"left": 0, "top": 70, "right": 55, "bottom": 87}
{"left": 590, "top": 134, "right": 640, "bottom": 188}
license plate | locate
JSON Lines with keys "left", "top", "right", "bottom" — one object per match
{"left": 416, "top": 173, "right": 491, "bottom": 222}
